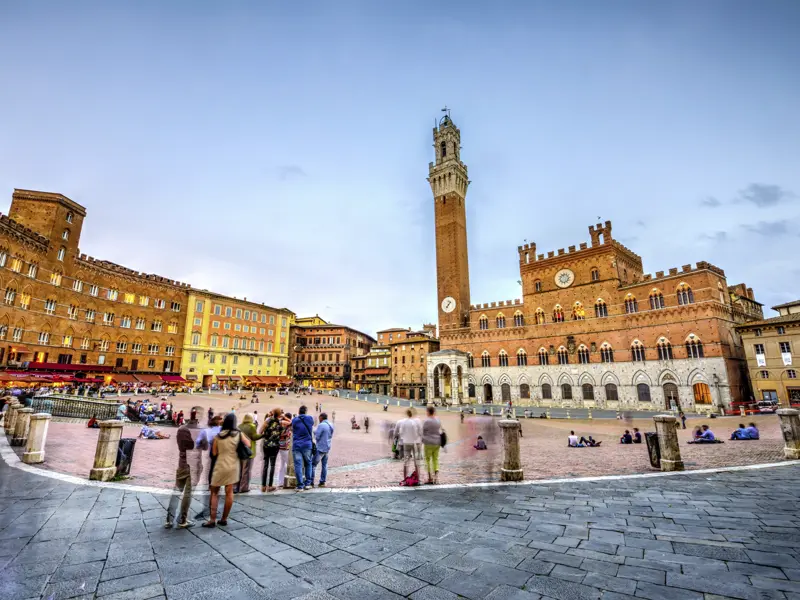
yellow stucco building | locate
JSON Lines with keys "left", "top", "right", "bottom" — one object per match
{"left": 181, "top": 291, "right": 294, "bottom": 388}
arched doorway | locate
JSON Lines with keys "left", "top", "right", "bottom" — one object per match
{"left": 520, "top": 384, "right": 530, "bottom": 399}
{"left": 441, "top": 366, "right": 452, "bottom": 399}
{"left": 468, "top": 383, "right": 476, "bottom": 398}
{"left": 501, "top": 383, "right": 511, "bottom": 402}
{"left": 663, "top": 383, "right": 680, "bottom": 410}
{"left": 693, "top": 382, "right": 712, "bottom": 404}
{"left": 483, "top": 383, "right": 493, "bottom": 403}
{"left": 456, "top": 366, "right": 464, "bottom": 400}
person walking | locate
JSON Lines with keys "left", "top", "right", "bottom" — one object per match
{"left": 292, "top": 406, "right": 315, "bottom": 491}
{"left": 679, "top": 411, "right": 687, "bottom": 429}
{"left": 364, "top": 415, "right": 370, "bottom": 434}
{"left": 194, "top": 414, "right": 223, "bottom": 521}
{"left": 422, "top": 405, "right": 442, "bottom": 485}
{"left": 236, "top": 413, "right": 261, "bottom": 493}
{"left": 312, "top": 412, "right": 334, "bottom": 487}
{"left": 260, "top": 408, "right": 284, "bottom": 492}
{"left": 203, "top": 413, "right": 250, "bottom": 527}
{"left": 165, "top": 418, "right": 198, "bottom": 529}
{"left": 397, "top": 408, "right": 422, "bottom": 481}
{"left": 276, "top": 412, "right": 292, "bottom": 487}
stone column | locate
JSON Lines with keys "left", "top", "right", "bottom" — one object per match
{"left": 777, "top": 408, "right": 800, "bottom": 460}
{"left": 499, "top": 419, "right": 524, "bottom": 482}
{"left": 653, "top": 414, "right": 684, "bottom": 472}
{"left": 89, "top": 420, "right": 124, "bottom": 481}
{"left": 283, "top": 445, "right": 297, "bottom": 489}
{"left": 23, "top": 413, "right": 51, "bottom": 464}
{"left": 12, "top": 408, "right": 33, "bottom": 446}
{"left": 4, "top": 402, "right": 21, "bottom": 435}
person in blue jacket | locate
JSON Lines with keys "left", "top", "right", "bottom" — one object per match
{"left": 291, "top": 405, "right": 315, "bottom": 491}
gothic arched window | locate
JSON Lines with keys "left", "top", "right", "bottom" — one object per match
{"left": 600, "top": 343, "right": 614, "bottom": 363}
{"left": 538, "top": 348, "right": 549, "bottom": 365}
{"left": 577, "top": 345, "right": 590, "bottom": 364}
{"left": 649, "top": 290, "right": 665, "bottom": 310}
{"left": 542, "top": 383, "right": 552, "bottom": 399}
{"left": 561, "top": 383, "right": 573, "bottom": 400}
{"left": 467, "top": 353, "right": 474, "bottom": 368}
{"left": 631, "top": 340, "right": 646, "bottom": 362}
{"left": 513, "top": 311, "right": 524, "bottom": 327}
{"left": 677, "top": 284, "right": 694, "bottom": 305}
{"left": 557, "top": 347, "right": 569, "bottom": 365}
{"left": 624, "top": 294, "right": 638, "bottom": 314}
{"left": 498, "top": 350, "right": 509, "bottom": 367}
{"left": 479, "top": 315, "right": 488, "bottom": 330}
{"left": 582, "top": 383, "right": 594, "bottom": 400}
{"left": 517, "top": 349, "right": 527, "bottom": 366}
{"left": 496, "top": 314, "right": 506, "bottom": 329}
{"left": 481, "top": 351, "right": 491, "bottom": 368}
{"left": 686, "top": 336, "right": 704, "bottom": 359}
{"left": 572, "top": 302, "right": 585, "bottom": 320}
{"left": 440, "top": 141, "right": 447, "bottom": 158}
{"left": 553, "top": 305, "right": 564, "bottom": 323}
{"left": 594, "top": 299, "right": 608, "bottom": 318}
{"left": 657, "top": 338, "right": 673, "bottom": 360}
{"left": 535, "top": 308, "right": 546, "bottom": 325}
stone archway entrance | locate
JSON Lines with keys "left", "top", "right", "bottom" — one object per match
{"left": 433, "top": 364, "right": 452, "bottom": 400}
{"left": 483, "top": 383, "right": 494, "bottom": 403}
{"left": 663, "top": 383, "right": 680, "bottom": 410}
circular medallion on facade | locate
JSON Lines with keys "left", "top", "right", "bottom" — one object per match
{"left": 441, "top": 296, "right": 456, "bottom": 313}
{"left": 554, "top": 269, "right": 575, "bottom": 288}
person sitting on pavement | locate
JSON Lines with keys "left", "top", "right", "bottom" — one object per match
{"left": 579, "top": 435, "right": 601, "bottom": 447}
{"left": 633, "top": 428, "right": 642, "bottom": 444}
{"left": 620, "top": 430, "right": 633, "bottom": 444}
{"left": 87, "top": 415, "right": 100, "bottom": 429}
{"left": 139, "top": 424, "right": 170, "bottom": 439}
{"left": 731, "top": 423, "right": 750, "bottom": 440}
{"left": 745, "top": 422, "right": 760, "bottom": 440}
{"left": 568, "top": 431, "right": 584, "bottom": 447}
{"left": 474, "top": 435, "right": 487, "bottom": 450}
{"left": 688, "top": 424, "right": 721, "bottom": 444}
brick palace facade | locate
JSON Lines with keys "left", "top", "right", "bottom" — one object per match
{"left": 425, "top": 115, "right": 763, "bottom": 412}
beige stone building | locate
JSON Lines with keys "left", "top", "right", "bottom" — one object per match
{"left": 737, "top": 300, "right": 800, "bottom": 406}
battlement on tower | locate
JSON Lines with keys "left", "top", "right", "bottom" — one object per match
{"left": 632, "top": 261, "right": 726, "bottom": 285}
{"left": 469, "top": 298, "right": 522, "bottom": 311}
{"left": 78, "top": 254, "right": 191, "bottom": 288}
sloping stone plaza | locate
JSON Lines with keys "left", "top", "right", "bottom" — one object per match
{"left": 2, "top": 449, "right": 800, "bottom": 600}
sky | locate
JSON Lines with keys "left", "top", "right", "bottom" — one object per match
{"left": 1, "top": 1, "right": 798, "bottom": 336}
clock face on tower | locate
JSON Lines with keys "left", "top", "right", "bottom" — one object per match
{"left": 441, "top": 297, "right": 456, "bottom": 313}
{"left": 554, "top": 269, "right": 575, "bottom": 288}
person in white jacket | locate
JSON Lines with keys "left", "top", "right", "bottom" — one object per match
{"left": 396, "top": 408, "right": 422, "bottom": 479}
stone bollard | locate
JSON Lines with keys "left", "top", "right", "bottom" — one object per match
{"left": 499, "top": 419, "right": 524, "bottom": 482}
{"left": 653, "top": 414, "right": 684, "bottom": 472}
{"left": 89, "top": 420, "right": 124, "bottom": 481}
{"left": 23, "top": 413, "right": 52, "bottom": 464}
{"left": 12, "top": 408, "right": 33, "bottom": 446}
{"left": 566, "top": 409, "right": 571, "bottom": 420}
{"left": 283, "top": 446, "right": 297, "bottom": 489}
{"left": 4, "top": 402, "right": 21, "bottom": 436}
{"left": 587, "top": 408, "right": 593, "bottom": 420}
{"left": 777, "top": 409, "right": 800, "bottom": 459}
{"left": 546, "top": 408, "right": 551, "bottom": 419}
{"left": 396, "top": 400, "right": 400, "bottom": 406}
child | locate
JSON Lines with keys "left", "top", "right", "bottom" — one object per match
{"left": 474, "top": 435, "right": 487, "bottom": 450}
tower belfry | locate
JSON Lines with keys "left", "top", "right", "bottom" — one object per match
{"left": 428, "top": 113, "right": 471, "bottom": 332}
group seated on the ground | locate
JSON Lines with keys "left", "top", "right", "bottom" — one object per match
{"left": 730, "top": 422, "right": 760, "bottom": 440}
{"left": 620, "top": 428, "right": 642, "bottom": 444}
{"left": 688, "top": 424, "right": 723, "bottom": 444}
{"left": 568, "top": 431, "right": 600, "bottom": 447}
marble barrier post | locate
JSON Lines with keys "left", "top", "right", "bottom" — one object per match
{"left": 283, "top": 446, "right": 297, "bottom": 489}
{"left": 23, "top": 413, "right": 51, "bottom": 464}
{"left": 653, "top": 414, "right": 684, "bottom": 472}
{"left": 499, "top": 419, "right": 524, "bottom": 482}
{"left": 6, "top": 403, "right": 22, "bottom": 437}
{"left": 4, "top": 402, "right": 19, "bottom": 435}
{"left": 777, "top": 408, "right": 800, "bottom": 460}
{"left": 12, "top": 408, "right": 33, "bottom": 446}
{"left": 89, "top": 420, "right": 124, "bottom": 481}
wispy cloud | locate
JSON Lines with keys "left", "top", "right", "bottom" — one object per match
{"left": 700, "top": 196, "right": 721, "bottom": 208}
{"left": 277, "top": 165, "right": 308, "bottom": 181}
{"left": 742, "top": 220, "right": 790, "bottom": 236}
{"left": 701, "top": 231, "right": 728, "bottom": 242}
{"left": 736, "top": 184, "right": 795, "bottom": 208}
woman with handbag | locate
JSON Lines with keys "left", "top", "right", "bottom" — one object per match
{"left": 422, "top": 405, "right": 443, "bottom": 485}
{"left": 236, "top": 413, "right": 261, "bottom": 493}
{"left": 203, "top": 413, "right": 251, "bottom": 527}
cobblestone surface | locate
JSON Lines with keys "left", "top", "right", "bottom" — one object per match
{"left": 2, "top": 449, "right": 800, "bottom": 600}
{"left": 12, "top": 392, "right": 786, "bottom": 489}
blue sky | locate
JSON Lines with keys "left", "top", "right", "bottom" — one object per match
{"left": 1, "top": 1, "right": 798, "bottom": 335}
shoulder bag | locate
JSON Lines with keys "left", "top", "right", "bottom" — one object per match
{"left": 236, "top": 432, "right": 252, "bottom": 460}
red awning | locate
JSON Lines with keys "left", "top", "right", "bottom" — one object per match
{"left": 364, "top": 368, "right": 390, "bottom": 375}
{"left": 112, "top": 374, "right": 139, "bottom": 383}
{"left": 259, "top": 376, "right": 293, "bottom": 386}
{"left": 217, "top": 376, "right": 230, "bottom": 382}
{"left": 246, "top": 376, "right": 265, "bottom": 383}
{"left": 229, "top": 375, "right": 242, "bottom": 381}
{"left": 161, "top": 375, "right": 186, "bottom": 383}
{"left": 134, "top": 374, "right": 163, "bottom": 384}
{"left": 26, "top": 362, "right": 114, "bottom": 372}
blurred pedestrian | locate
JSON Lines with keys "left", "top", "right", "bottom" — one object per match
{"left": 165, "top": 417, "right": 199, "bottom": 529}
{"left": 194, "top": 414, "right": 223, "bottom": 521}
{"left": 276, "top": 412, "right": 293, "bottom": 487}
{"left": 397, "top": 408, "right": 422, "bottom": 481}
{"left": 422, "top": 405, "right": 442, "bottom": 484}
{"left": 292, "top": 406, "right": 315, "bottom": 491}
{"left": 312, "top": 412, "right": 334, "bottom": 487}
{"left": 236, "top": 413, "right": 261, "bottom": 493}
{"left": 203, "top": 413, "right": 250, "bottom": 527}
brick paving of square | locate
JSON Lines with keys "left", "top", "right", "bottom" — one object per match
{"left": 13, "top": 392, "right": 785, "bottom": 489}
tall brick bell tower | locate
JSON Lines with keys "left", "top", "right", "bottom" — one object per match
{"left": 428, "top": 112, "right": 471, "bottom": 334}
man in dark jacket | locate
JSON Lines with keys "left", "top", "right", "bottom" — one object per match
{"left": 165, "top": 420, "right": 200, "bottom": 529}
{"left": 291, "top": 405, "right": 315, "bottom": 491}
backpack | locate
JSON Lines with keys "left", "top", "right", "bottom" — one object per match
{"left": 400, "top": 470, "right": 420, "bottom": 487}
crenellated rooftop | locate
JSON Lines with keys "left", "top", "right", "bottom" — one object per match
{"left": 470, "top": 298, "right": 522, "bottom": 311}
{"left": 0, "top": 213, "right": 50, "bottom": 249}
{"left": 77, "top": 254, "right": 191, "bottom": 288}
{"left": 518, "top": 221, "right": 642, "bottom": 268}
{"left": 624, "top": 261, "right": 725, "bottom": 287}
